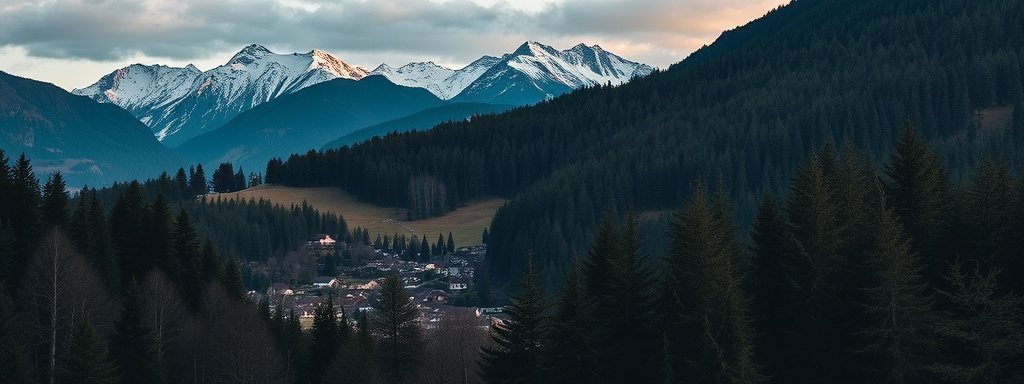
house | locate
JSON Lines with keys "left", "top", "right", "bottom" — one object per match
{"left": 449, "top": 277, "right": 469, "bottom": 291}
{"left": 422, "top": 290, "right": 450, "bottom": 303}
{"left": 269, "top": 283, "right": 293, "bottom": 297}
{"left": 312, "top": 234, "right": 336, "bottom": 246}
{"left": 312, "top": 276, "right": 340, "bottom": 288}
{"left": 355, "top": 280, "right": 379, "bottom": 290}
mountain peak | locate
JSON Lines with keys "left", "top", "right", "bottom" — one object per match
{"left": 229, "top": 44, "right": 273, "bottom": 65}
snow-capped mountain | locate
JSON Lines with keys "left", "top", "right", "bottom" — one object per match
{"left": 72, "top": 44, "right": 369, "bottom": 147}
{"left": 369, "top": 55, "right": 501, "bottom": 100}
{"left": 453, "top": 41, "right": 654, "bottom": 105}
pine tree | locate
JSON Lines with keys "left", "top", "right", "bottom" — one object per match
{"left": 40, "top": 172, "right": 69, "bottom": 230}
{"left": 544, "top": 264, "right": 600, "bottom": 384}
{"left": 855, "top": 190, "right": 937, "bottom": 383}
{"left": 662, "top": 182, "right": 764, "bottom": 383}
{"left": 420, "top": 236, "right": 430, "bottom": 262}
{"left": 173, "top": 168, "right": 189, "bottom": 198}
{"left": 172, "top": 209, "right": 202, "bottom": 308}
{"left": 310, "top": 298, "right": 340, "bottom": 384}
{"left": 147, "top": 196, "right": 175, "bottom": 279}
{"left": 603, "top": 209, "right": 659, "bottom": 383}
{"left": 58, "top": 316, "right": 120, "bottom": 384}
{"left": 480, "top": 254, "right": 548, "bottom": 383}
{"left": 109, "top": 181, "right": 152, "bottom": 284}
{"left": 371, "top": 272, "right": 424, "bottom": 384}
{"left": 482, "top": 227, "right": 489, "bottom": 245}
{"left": 883, "top": 118, "right": 949, "bottom": 282}
{"left": 221, "top": 259, "right": 245, "bottom": 300}
{"left": 447, "top": 232, "right": 455, "bottom": 254}
{"left": 88, "top": 193, "right": 118, "bottom": 291}
{"left": 0, "top": 288, "right": 35, "bottom": 384}
{"left": 931, "top": 261, "right": 1024, "bottom": 382}
{"left": 780, "top": 153, "right": 847, "bottom": 382}
{"left": 110, "top": 279, "right": 163, "bottom": 384}
{"left": 10, "top": 153, "right": 40, "bottom": 277}
{"left": 748, "top": 192, "right": 792, "bottom": 377}
{"left": 582, "top": 212, "right": 620, "bottom": 301}
{"left": 191, "top": 163, "right": 207, "bottom": 195}
{"left": 200, "top": 240, "right": 221, "bottom": 283}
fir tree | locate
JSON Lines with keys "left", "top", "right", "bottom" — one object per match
{"left": 109, "top": 181, "right": 151, "bottom": 284}
{"left": 40, "top": 172, "right": 69, "bottom": 230}
{"left": 543, "top": 264, "right": 600, "bottom": 384}
{"left": 662, "top": 182, "right": 764, "bottom": 383}
{"left": 855, "top": 190, "right": 937, "bottom": 383}
{"left": 221, "top": 259, "right": 245, "bottom": 300}
{"left": 10, "top": 153, "right": 40, "bottom": 277}
{"left": 884, "top": 118, "right": 949, "bottom": 282}
{"left": 480, "top": 254, "right": 548, "bottom": 383}
{"left": 191, "top": 163, "right": 207, "bottom": 196}
{"left": 371, "top": 272, "right": 424, "bottom": 384}
{"left": 447, "top": 232, "right": 455, "bottom": 254}
{"left": 930, "top": 261, "right": 1024, "bottom": 382}
{"left": 58, "top": 316, "right": 120, "bottom": 384}
{"left": 110, "top": 279, "right": 163, "bottom": 384}
{"left": 147, "top": 196, "right": 175, "bottom": 279}
{"left": 603, "top": 209, "right": 659, "bottom": 383}
{"left": 310, "top": 298, "right": 340, "bottom": 384}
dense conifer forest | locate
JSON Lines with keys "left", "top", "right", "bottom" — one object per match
{"left": 268, "top": 0, "right": 1024, "bottom": 286}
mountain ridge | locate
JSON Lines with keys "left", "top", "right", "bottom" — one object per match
{"left": 0, "top": 70, "right": 186, "bottom": 188}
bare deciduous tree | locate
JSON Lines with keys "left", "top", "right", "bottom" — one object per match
{"left": 425, "top": 308, "right": 488, "bottom": 384}
{"left": 143, "top": 269, "right": 187, "bottom": 363}
{"left": 20, "top": 228, "right": 114, "bottom": 384}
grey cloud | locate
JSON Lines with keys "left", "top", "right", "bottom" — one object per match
{"left": 0, "top": 0, "right": 778, "bottom": 69}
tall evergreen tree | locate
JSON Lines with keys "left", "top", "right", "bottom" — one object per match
{"left": 109, "top": 181, "right": 152, "bottom": 284}
{"left": 543, "top": 264, "right": 600, "bottom": 384}
{"left": 371, "top": 272, "right": 424, "bottom": 384}
{"left": 931, "top": 261, "right": 1024, "bottom": 382}
{"left": 780, "top": 153, "right": 848, "bottom": 382}
{"left": 748, "top": 192, "right": 792, "bottom": 377}
{"left": 147, "top": 196, "right": 175, "bottom": 279}
{"left": 40, "top": 172, "right": 69, "bottom": 230}
{"left": 602, "top": 209, "right": 658, "bottom": 383}
{"left": 480, "top": 254, "right": 548, "bottom": 384}
{"left": 855, "top": 190, "right": 937, "bottom": 383}
{"left": 110, "top": 279, "right": 162, "bottom": 384}
{"left": 310, "top": 298, "right": 341, "bottom": 384}
{"left": 58, "top": 316, "right": 120, "bottom": 384}
{"left": 172, "top": 209, "right": 202, "bottom": 307}
{"left": 88, "top": 193, "right": 118, "bottom": 290}
{"left": 200, "top": 240, "right": 221, "bottom": 284}
{"left": 191, "top": 163, "right": 207, "bottom": 196}
{"left": 221, "top": 259, "right": 245, "bottom": 300}
{"left": 884, "top": 119, "right": 949, "bottom": 282}
{"left": 662, "top": 182, "right": 764, "bottom": 383}
{"left": 173, "top": 168, "right": 189, "bottom": 198}
{"left": 447, "top": 232, "right": 455, "bottom": 254}
{"left": 10, "top": 153, "right": 40, "bottom": 277}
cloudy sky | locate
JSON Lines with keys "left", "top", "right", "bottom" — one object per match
{"left": 0, "top": 0, "right": 785, "bottom": 91}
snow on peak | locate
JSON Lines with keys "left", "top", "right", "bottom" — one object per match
{"left": 74, "top": 44, "right": 370, "bottom": 146}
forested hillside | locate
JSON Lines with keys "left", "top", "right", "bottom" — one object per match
{"left": 270, "top": 0, "right": 1024, "bottom": 284}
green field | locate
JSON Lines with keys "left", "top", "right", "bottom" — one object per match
{"left": 212, "top": 185, "right": 504, "bottom": 247}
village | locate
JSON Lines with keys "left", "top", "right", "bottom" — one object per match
{"left": 250, "top": 233, "right": 503, "bottom": 330}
